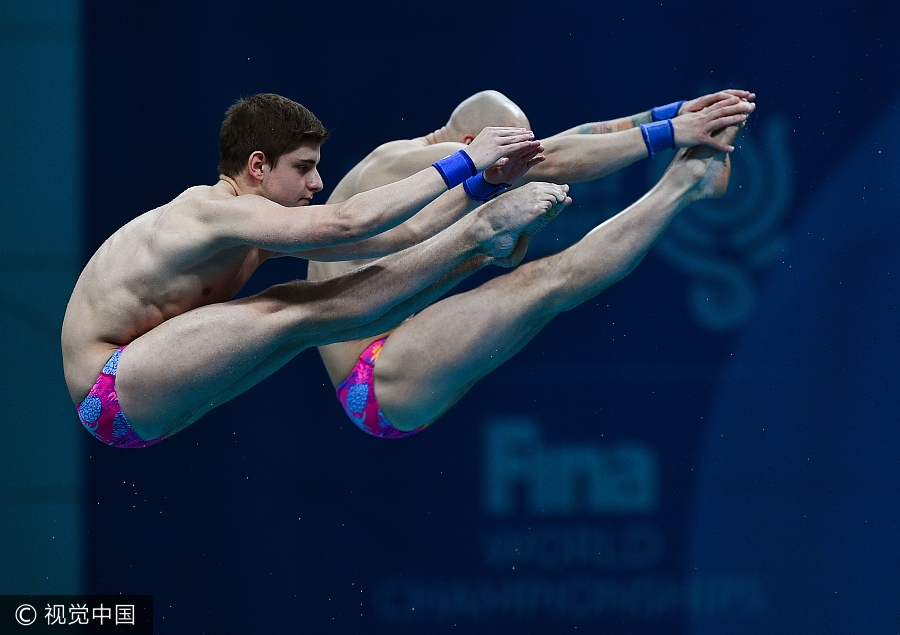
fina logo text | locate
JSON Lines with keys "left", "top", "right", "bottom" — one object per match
{"left": 482, "top": 417, "right": 658, "bottom": 516}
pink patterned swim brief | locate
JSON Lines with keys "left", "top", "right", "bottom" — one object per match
{"left": 335, "top": 339, "right": 428, "bottom": 439}
{"left": 75, "top": 347, "right": 165, "bottom": 449}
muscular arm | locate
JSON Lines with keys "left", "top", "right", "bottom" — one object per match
{"left": 292, "top": 141, "right": 476, "bottom": 261}
{"left": 210, "top": 127, "right": 536, "bottom": 256}
{"left": 208, "top": 166, "right": 455, "bottom": 253}
{"left": 518, "top": 127, "right": 649, "bottom": 184}
{"left": 517, "top": 90, "right": 755, "bottom": 185}
{"left": 553, "top": 110, "right": 653, "bottom": 136}
{"left": 551, "top": 89, "right": 755, "bottom": 137}
{"left": 298, "top": 138, "right": 541, "bottom": 261}
{"left": 353, "top": 140, "right": 469, "bottom": 191}
{"left": 515, "top": 107, "right": 655, "bottom": 181}
{"left": 295, "top": 187, "right": 479, "bottom": 261}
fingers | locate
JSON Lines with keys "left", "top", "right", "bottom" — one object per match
{"left": 480, "top": 126, "right": 537, "bottom": 144}
{"left": 690, "top": 90, "right": 755, "bottom": 110}
{"left": 672, "top": 91, "right": 755, "bottom": 151}
{"left": 468, "top": 128, "right": 538, "bottom": 170}
{"left": 701, "top": 101, "right": 754, "bottom": 135}
{"left": 692, "top": 93, "right": 728, "bottom": 110}
{"left": 712, "top": 113, "right": 752, "bottom": 131}
{"left": 712, "top": 101, "right": 755, "bottom": 117}
{"left": 702, "top": 135, "right": 735, "bottom": 153}
{"left": 705, "top": 98, "right": 754, "bottom": 116}
{"left": 702, "top": 118, "right": 748, "bottom": 152}
{"left": 704, "top": 94, "right": 742, "bottom": 112}
{"left": 501, "top": 134, "right": 540, "bottom": 147}
{"left": 519, "top": 146, "right": 544, "bottom": 163}
{"left": 495, "top": 141, "right": 543, "bottom": 162}
{"left": 686, "top": 91, "right": 739, "bottom": 112}
{"left": 704, "top": 109, "right": 751, "bottom": 131}
{"left": 722, "top": 89, "right": 756, "bottom": 101}
{"left": 509, "top": 142, "right": 544, "bottom": 160}
{"left": 507, "top": 139, "right": 542, "bottom": 152}
{"left": 490, "top": 144, "right": 541, "bottom": 170}
{"left": 470, "top": 127, "right": 535, "bottom": 150}
{"left": 488, "top": 126, "right": 531, "bottom": 134}
{"left": 693, "top": 98, "right": 753, "bottom": 135}
{"left": 476, "top": 126, "right": 531, "bottom": 136}
{"left": 491, "top": 139, "right": 541, "bottom": 158}
{"left": 485, "top": 142, "right": 546, "bottom": 185}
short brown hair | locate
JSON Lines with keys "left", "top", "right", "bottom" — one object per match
{"left": 218, "top": 93, "right": 329, "bottom": 177}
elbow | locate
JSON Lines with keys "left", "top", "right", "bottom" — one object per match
{"left": 323, "top": 213, "right": 368, "bottom": 246}
{"left": 329, "top": 202, "right": 383, "bottom": 243}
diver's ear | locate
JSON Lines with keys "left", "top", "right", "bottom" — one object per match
{"left": 462, "top": 134, "right": 476, "bottom": 145}
{"left": 247, "top": 151, "right": 268, "bottom": 182}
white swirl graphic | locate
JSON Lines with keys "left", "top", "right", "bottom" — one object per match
{"left": 653, "top": 115, "right": 793, "bottom": 331}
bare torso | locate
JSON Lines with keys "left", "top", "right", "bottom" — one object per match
{"left": 62, "top": 181, "right": 270, "bottom": 402}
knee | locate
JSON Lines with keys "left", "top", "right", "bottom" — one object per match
{"left": 380, "top": 406, "right": 434, "bottom": 434}
{"left": 388, "top": 412, "right": 430, "bottom": 433}
{"left": 374, "top": 377, "right": 440, "bottom": 433}
{"left": 128, "top": 418, "right": 168, "bottom": 443}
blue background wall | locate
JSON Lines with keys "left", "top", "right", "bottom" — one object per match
{"left": 0, "top": 1, "right": 83, "bottom": 597}
{"left": 20, "top": 0, "right": 898, "bottom": 633}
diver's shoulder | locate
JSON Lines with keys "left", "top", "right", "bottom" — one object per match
{"left": 370, "top": 138, "right": 429, "bottom": 158}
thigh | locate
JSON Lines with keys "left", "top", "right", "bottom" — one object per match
{"left": 114, "top": 293, "right": 308, "bottom": 439}
{"left": 372, "top": 263, "right": 558, "bottom": 430}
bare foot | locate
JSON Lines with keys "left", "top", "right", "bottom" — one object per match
{"left": 472, "top": 182, "right": 571, "bottom": 262}
{"left": 492, "top": 200, "right": 568, "bottom": 267}
{"left": 523, "top": 200, "right": 565, "bottom": 238}
{"left": 668, "top": 124, "right": 741, "bottom": 203}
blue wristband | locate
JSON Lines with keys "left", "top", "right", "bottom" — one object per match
{"left": 639, "top": 120, "right": 675, "bottom": 158}
{"left": 651, "top": 100, "right": 686, "bottom": 121}
{"left": 463, "top": 174, "right": 510, "bottom": 201}
{"left": 432, "top": 150, "right": 477, "bottom": 189}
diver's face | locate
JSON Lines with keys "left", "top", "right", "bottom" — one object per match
{"left": 261, "top": 141, "right": 323, "bottom": 207}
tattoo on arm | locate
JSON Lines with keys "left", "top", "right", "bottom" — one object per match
{"left": 631, "top": 109, "right": 653, "bottom": 126}
{"left": 577, "top": 110, "right": 653, "bottom": 134}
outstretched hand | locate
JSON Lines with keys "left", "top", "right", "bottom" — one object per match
{"left": 671, "top": 94, "right": 756, "bottom": 152}
{"left": 483, "top": 142, "right": 546, "bottom": 187}
{"left": 465, "top": 126, "right": 542, "bottom": 172}
{"left": 679, "top": 89, "right": 756, "bottom": 115}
